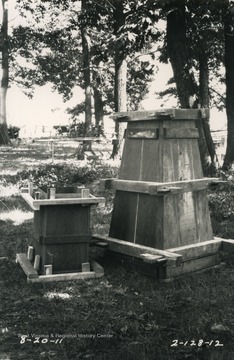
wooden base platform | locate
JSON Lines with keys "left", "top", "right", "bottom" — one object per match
{"left": 16, "top": 252, "right": 104, "bottom": 283}
{"left": 92, "top": 235, "right": 234, "bottom": 280}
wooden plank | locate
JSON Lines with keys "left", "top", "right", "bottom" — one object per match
{"left": 163, "top": 194, "right": 181, "bottom": 249}
{"left": 21, "top": 193, "right": 40, "bottom": 210}
{"left": 29, "top": 271, "right": 99, "bottom": 283}
{"left": 55, "top": 193, "right": 81, "bottom": 199}
{"left": 31, "top": 196, "right": 105, "bottom": 207}
{"left": 135, "top": 194, "right": 164, "bottom": 249}
{"left": 164, "top": 128, "right": 199, "bottom": 139}
{"left": 176, "top": 192, "right": 198, "bottom": 246}
{"left": 113, "top": 109, "right": 209, "bottom": 122}
{"left": 127, "top": 129, "right": 158, "bottom": 139}
{"left": 102, "top": 178, "right": 218, "bottom": 195}
{"left": 119, "top": 134, "right": 143, "bottom": 180}
{"left": 166, "top": 253, "right": 220, "bottom": 278}
{"left": 35, "top": 137, "right": 102, "bottom": 142}
{"left": 39, "top": 234, "right": 91, "bottom": 244}
{"left": 92, "top": 235, "right": 182, "bottom": 265}
{"left": 109, "top": 191, "right": 138, "bottom": 243}
{"left": 167, "top": 239, "right": 222, "bottom": 260}
{"left": 16, "top": 253, "right": 39, "bottom": 279}
{"left": 193, "top": 189, "right": 213, "bottom": 241}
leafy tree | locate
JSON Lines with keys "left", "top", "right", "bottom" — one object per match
{"left": 222, "top": 0, "right": 234, "bottom": 170}
{"left": 13, "top": 0, "right": 159, "bottom": 144}
{"left": 0, "top": 0, "right": 10, "bottom": 145}
{"left": 157, "top": 0, "right": 221, "bottom": 175}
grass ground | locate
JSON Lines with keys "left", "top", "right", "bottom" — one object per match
{"left": 0, "top": 141, "right": 234, "bottom": 360}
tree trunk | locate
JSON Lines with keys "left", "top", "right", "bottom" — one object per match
{"left": 166, "top": 0, "right": 216, "bottom": 176}
{"left": 111, "top": 0, "right": 127, "bottom": 159}
{"left": 166, "top": 0, "right": 199, "bottom": 108}
{"left": 198, "top": 50, "right": 217, "bottom": 174}
{"left": 0, "top": 0, "right": 10, "bottom": 145}
{"left": 81, "top": 0, "right": 92, "bottom": 137}
{"left": 222, "top": 2, "right": 234, "bottom": 171}
{"left": 93, "top": 73, "right": 104, "bottom": 136}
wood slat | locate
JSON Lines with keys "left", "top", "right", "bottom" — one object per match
{"left": 114, "top": 109, "right": 209, "bottom": 122}
{"left": 140, "top": 253, "right": 165, "bottom": 263}
{"left": 29, "top": 271, "right": 98, "bottom": 283}
{"left": 92, "top": 235, "right": 182, "bottom": 265}
{"left": 102, "top": 178, "right": 217, "bottom": 195}
{"left": 21, "top": 190, "right": 104, "bottom": 210}
{"left": 109, "top": 191, "right": 138, "bottom": 243}
{"left": 127, "top": 129, "right": 159, "bottom": 139}
{"left": 38, "top": 234, "right": 91, "bottom": 244}
{"left": 167, "top": 239, "right": 222, "bottom": 260}
{"left": 135, "top": 194, "right": 164, "bottom": 249}
{"left": 164, "top": 128, "right": 199, "bottom": 139}
{"left": 16, "top": 253, "right": 39, "bottom": 279}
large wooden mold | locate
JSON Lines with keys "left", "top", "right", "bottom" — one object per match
{"left": 92, "top": 109, "right": 234, "bottom": 280}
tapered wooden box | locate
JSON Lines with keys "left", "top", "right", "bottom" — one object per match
{"left": 110, "top": 109, "right": 213, "bottom": 250}
{"left": 21, "top": 187, "right": 104, "bottom": 274}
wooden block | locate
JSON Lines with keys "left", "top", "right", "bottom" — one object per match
{"left": 28, "top": 182, "right": 34, "bottom": 196}
{"left": 27, "top": 246, "right": 34, "bottom": 261}
{"left": 81, "top": 189, "right": 90, "bottom": 198}
{"left": 90, "top": 260, "right": 104, "bottom": 275}
{"left": 29, "top": 271, "right": 98, "bottom": 283}
{"left": 82, "top": 262, "right": 90, "bottom": 272}
{"left": 16, "top": 253, "right": 38, "bottom": 279}
{"left": 76, "top": 186, "right": 85, "bottom": 194}
{"left": 21, "top": 187, "right": 29, "bottom": 194}
{"left": 33, "top": 255, "right": 40, "bottom": 271}
{"left": 44, "top": 265, "right": 53, "bottom": 275}
{"left": 140, "top": 253, "right": 164, "bottom": 263}
{"left": 49, "top": 188, "right": 56, "bottom": 199}
{"left": 92, "top": 235, "right": 182, "bottom": 265}
{"left": 90, "top": 241, "right": 108, "bottom": 248}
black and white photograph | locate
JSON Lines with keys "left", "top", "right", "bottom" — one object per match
{"left": 0, "top": 0, "right": 234, "bottom": 359}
